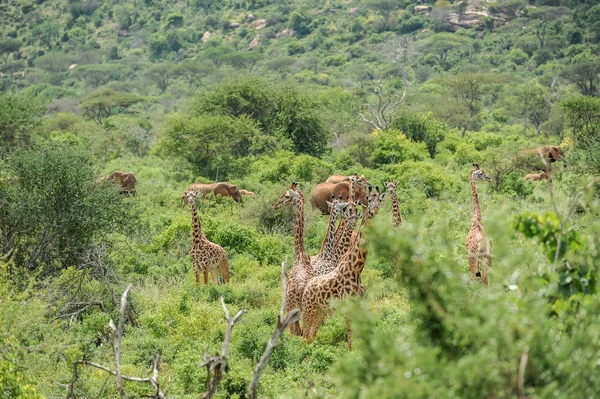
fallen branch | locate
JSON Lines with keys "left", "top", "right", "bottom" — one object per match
{"left": 65, "top": 285, "right": 166, "bottom": 399}
{"left": 201, "top": 297, "right": 247, "bottom": 399}
{"left": 248, "top": 257, "right": 300, "bottom": 399}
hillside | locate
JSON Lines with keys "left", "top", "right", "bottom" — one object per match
{"left": 1, "top": 0, "right": 600, "bottom": 398}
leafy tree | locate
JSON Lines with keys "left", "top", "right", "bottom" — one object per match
{"left": 31, "top": 20, "right": 61, "bottom": 49}
{"left": 191, "top": 0, "right": 217, "bottom": 15}
{"left": 158, "top": 113, "right": 262, "bottom": 179}
{"left": 0, "top": 144, "right": 132, "bottom": 276}
{"left": 144, "top": 63, "right": 173, "bottom": 93}
{"left": 561, "top": 56, "right": 600, "bottom": 96}
{"left": 72, "top": 63, "right": 134, "bottom": 87}
{"left": 200, "top": 46, "right": 236, "bottom": 68}
{"left": 562, "top": 96, "right": 600, "bottom": 172}
{"left": 513, "top": 85, "right": 552, "bottom": 136}
{"left": 0, "top": 39, "right": 22, "bottom": 63}
{"left": 366, "top": 0, "right": 397, "bottom": 18}
{"left": 421, "top": 33, "right": 473, "bottom": 70}
{"left": 171, "top": 62, "right": 212, "bottom": 88}
{"left": 0, "top": 93, "right": 45, "bottom": 154}
{"left": 33, "top": 52, "right": 73, "bottom": 74}
{"left": 288, "top": 12, "right": 312, "bottom": 37}
{"left": 370, "top": 130, "right": 429, "bottom": 166}
{"left": 527, "top": 6, "right": 570, "bottom": 48}
{"left": 391, "top": 113, "right": 446, "bottom": 157}
{"left": 265, "top": 56, "right": 296, "bottom": 78}
{"left": 80, "top": 89, "right": 144, "bottom": 124}
{"left": 148, "top": 33, "right": 171, "bottom": 59}
{"left": 438, "top": 73, "right": 500, "bottom": 136}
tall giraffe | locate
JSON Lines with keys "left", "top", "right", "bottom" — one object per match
{"left": 311, "top": 197, "right": 352, "bottom": 275}
{"left": 333, "top": 174, "right": 371, "bottom": 264}
{"left": 301, "top": 187, "right": 385, "bottom": 350}
{"left": 465, "top": 163, "right": 492, "bottom": 286}
{"left": 272, "top": 182, "right": 313, "bottom": 336}
{"left": 386, "top": 181, "right": 402, "bottom": 277}
{"left": 183, "top": 190, "right": 229, "bottom": 285}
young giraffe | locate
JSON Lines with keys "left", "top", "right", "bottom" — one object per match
{"left": 466, "top": 163, "right": 492, "bottom": 286}
{"left": 311, "top": 197, "right": 353, "bottom": 275}
{"left": 386, "top": 181, "right": 402, "bottom": 277}
{"left": 183, "top": 190, "right": 229, "bottom": 285}
{"left": 302, "top": 187, "right": 385, "bottom": 350}
{"left": 333, "top": 174, "right": 371, "bottom": 265}
{"left": 272, "top": 182, "right": 313, "bottom": 336}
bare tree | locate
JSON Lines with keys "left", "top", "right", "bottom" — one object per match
{"left": 248, "top": 257, "right": 301, "bottom": 399}
{"left": 355, "top": 37, "right": 415, "bottom": 130}
{"left": 66, "top": 284, "right": 166, "bottom": 399}
{"left": 201, "top": 297, "right": 247, "bottom": 399}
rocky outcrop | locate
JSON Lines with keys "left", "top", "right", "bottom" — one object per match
{"left": 414, "top": 5, "right": 429, "bottom": 14}
{"left": 201, "top": 31, "right": 213, "bottom": 43}
{"left": 434, "top": 0, "right": 510, "bottom": 31}
{"left": 248, "top": 35, "right": 261, "bottom": 50}
{"left": 275, "top": 29, "right": 296, "bottom": 39}
{"left": 249, "top": 18, "right": 267, "bottom": 30}
{"left": 347, "top": 7, "right": 359, "bottom": 15}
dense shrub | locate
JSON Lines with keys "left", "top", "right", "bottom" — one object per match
{"left": 370, "top": 130, "right": 429, "bottom": 167}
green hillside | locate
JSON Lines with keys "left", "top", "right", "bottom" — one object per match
{"left": 1, "top": 0, "right": 600, "bottom": 397}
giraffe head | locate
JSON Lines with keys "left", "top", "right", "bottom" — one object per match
{"left": 272, "top": 182, "right": 301, "bottom": 209}
{"left": 471, "top": 164, "right": 492, "bottom": 183}
{"left": 326, "top": 196, "right": 350, "bottom": 219}
{"left": 366, "top": 186, "right": 385, "bottom": 216}
{"left": 385, "top": 181, "right": 398, "bottom": 194}
{"left": 350, "top": 173, "right": 372, "bottom": 189}
{"left": 183, "top": 190, "right": 198, "bottom": 205}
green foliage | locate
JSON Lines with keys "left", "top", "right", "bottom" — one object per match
{"left": 391, "top": 113, "right": 446, "bottom": 158}
{"left": 391, "top": 160, "right": 453, "bottom": 198}
{"left": 0, "top": 144, "right": 132, "bottom": 277}
{"left": 562, "top": 96, "right": 600, "bottom": 173}
{"left": 80, "top": 88, "right": 145, "bottom": 124}
{"left": 0, "top": 92, "right": 45, "bottom": 153}
{"left": 370, "top": 130, "right": 429, "bottom": 167}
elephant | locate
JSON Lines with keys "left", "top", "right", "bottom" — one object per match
{"left": 182, "top": 182, "right": 243, "bottom": 204}
{"left": 309, "top": 176, "right": 370, "bottom": 214}
{"left": 239, "top": 189, "right": 256, "bottom": 198}
{"left": 99, "top": 171, "right": 137, "bottom": 196}
{"left": 521, "top": 145, "right": 567, "bottom": 171}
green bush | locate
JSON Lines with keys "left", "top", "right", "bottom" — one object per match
{"left": 391, "top": 161, "right": 453, "bottom": 198}
{"left": 370, "top": 130, "right": 429, "bottom": 167}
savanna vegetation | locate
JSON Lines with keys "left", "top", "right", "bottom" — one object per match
{"left": 1, "top": 0, "right": 600, "bottom": 397}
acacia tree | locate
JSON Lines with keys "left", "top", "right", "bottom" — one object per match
{"left": 80, "top": 89, "right": 144, "bottom": 124}
{"left": 145, "top": 63, "right": 173, "bottom": 93}
{"left": 527, "top": 7, "right": 570, "bottom": 49}
{"left": 0, "top": 39, "right": 22, "bottom": 63}
{"left": 439, "top": 73, "right": 500, "bottom": 136}
{"left": 514, "top": 85, "right": 552, "bottom": 136}
{"left": 561, "top": 56, "right": 600, "bottom": 97}
{"left": 171, "top": 62, "right": 212, "bottom": 88}
{"left": 421, "top": 33, "right": 473, "bottom": 71}
{"left": 31, "top": 20, "right": 61, "bottom": 50}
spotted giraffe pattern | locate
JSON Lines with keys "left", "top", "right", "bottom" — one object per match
{"left": 311, "top": 198, "right": 352, "bottom": 275}
{"left": 465, "top": 164, "right": 493, "bottom": 286}
{"left": 302, "top": 188, "right": 385, "bottom": 350}
{"left": 332, "top": 174, "right": 371, "bottom": 265}
{"left": 272, "top": 183, "right": 313, "bottom": 336}
{"left": 386, "top": 181, "right": 402, "bottom": 277}
{"left": 184, "top": 191, "right": 229, "bottom": 285}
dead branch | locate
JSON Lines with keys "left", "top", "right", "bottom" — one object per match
{"left": 65, "top": 285, "right": 166, "bottom": 399}
{"left": 354, "top": 76, "right": 410, "bottom": 131}
{"left": 111, "top": 284, "right": 132, "bottom": 399}
{"left": 518, "top": 346, "right": 529, "bottom": 398}
{"left": 201, "top": 297, "right": 247, "bottom": 399}
{"left": 52, "top": 301, "right": 106, "bottom": 325}
{"left": 248, "top": 257, "right": 300, "bottom": 399}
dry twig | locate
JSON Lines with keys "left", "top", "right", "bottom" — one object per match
{"left": 200, "top": 297, "right": 247, "bottom": 399}
{"left": 248, "top": 257, "right": 300, "bottom": 399}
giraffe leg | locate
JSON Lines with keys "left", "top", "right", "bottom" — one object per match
{"left": 481, "top": 255, "right": 492, "bottom": 287}
{"left": 211, "top": 268, "right": 219, "bottom": 284}
{"left": 193, "top": 260, "right": 201, "bottom": 285}
{"left": 287, "top": 290, "right": 302, "bottom": 336}
{"left": 392, "top": 257, "right": 399, "bottom": 279}
{"left": 468, "top": 256, "right": 479, "bottom": 281}
{"left": 301, "top": 303, "right": 316, "bottom": 342}
{"left": 345, "top": 315, "right": 353, "bottom": 351}
{"left": 220, "top": 258, "right": 229, "bottom": 284}
{"left": 307, "top": 309, "right": 326, "bottom": 344}
{"left": 203, "top": 267, "right": 209, "bottom": 285}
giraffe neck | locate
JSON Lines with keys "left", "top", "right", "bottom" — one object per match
{"left": 390, "top": 191, "right": 402, "bottom": 227}
{"left": 334, "top": 183, "right": 358, "bottom": 262}
{"left": 320, "top": 207, "right": 340, "bottom": 262}
{"left": 470, "top": 172, "right": 482, "bottom": 228}
{"left": 337, "top": 212, "right": 374, "bottom": 280}
{"left": 190, "top": 202, "right": 206, "bottom": 244}
{"left": 294, "top": 193, "right": 309, "bottom": 262}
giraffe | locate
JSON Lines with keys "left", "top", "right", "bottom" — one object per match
{"left": 311, "top": 197, "right": 353, "bottom": 275}
{"left": 465, "top": 163, "right": 492, "bottom": 286}
{"left": 333, "top": 174, "right": 371, "bottom": 264}
{"left": 183, "top": 190, "right": 229, "bottom": 285}
{"left": 386, "top": 181, "right": 402, "bottom": 278}
{"left": 272, "top": 182, "right": 313, "bottom": 336}
{"left": 301, "top": 187, "right": 385, "bottom": 350}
